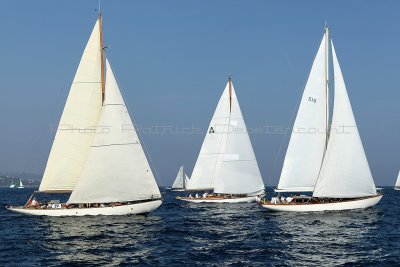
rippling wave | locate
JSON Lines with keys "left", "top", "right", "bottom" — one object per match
{"left": 1, "top": 187, "right": 399, "bottom": 266}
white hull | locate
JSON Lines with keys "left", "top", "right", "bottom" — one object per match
{"left": 178, "top": 196, "right": 256, "bottom": 203}
{"left": 9, "top": 185, "right": 15, "bottom": 188}
{"left": 260, "top": 195, "right": 382, "bottom": 212}
{"left": 7, "top": 200, "right": 162, "bottom": 217}
{"left": 171, "top": 188, "right": 186, "bottom": 192}
{"left": 394, "top": 187, "right": 400, "bottom": 191}
{"left": 18, "top": 187, "right": 24, "bottom": 189}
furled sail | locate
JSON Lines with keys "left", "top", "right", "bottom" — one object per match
{"left": 39, "top": 19, "right": 103, "bottom": 192}
{"left": 313, "top": 42, "right": 377, "bottom": 198}
{"left": 186, "top": 82, "right": 231, "bottom": 190}
{"left": 277, "top": 33, "right": 329, "bottom": 192}
{"left": 212, "top": 82, "right": 264, "bottom": 194}
{"left": 68, "top": 60, "right": 161, "bottom": 203}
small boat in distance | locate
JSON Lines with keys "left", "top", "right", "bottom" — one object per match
{"left": 170, "top": 165, "right": 189, "bottom": 192}
{"left": 7, "top": 12, "right": 162, "bottom": 216}
{"left": 177, "top": 77, "right": 265, "bottom": 203}
{"left": 17, "top": 179, "right": 24, "bottom": 189}
{"left": 394, "top": 171, "right": 400, "bottom": 190}
{"left": 260, "top": 26, "right": 382, "bottom": 212}
{"left": 9, "top": 178, "right": 15, "bottom": 188}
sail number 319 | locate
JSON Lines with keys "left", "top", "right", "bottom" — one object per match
{"left": 308, "top": 97, "right": 317, "bottom": 103}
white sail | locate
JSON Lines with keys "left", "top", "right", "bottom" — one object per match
{"left": 39, "top": 19, "right": 103, "bottom": 192}
{"left": 277, "top": 33, "right": 329, "bottom": 192}
{"left": 396, "top": 171, "right": 400, "bottom": 188}
{"left": 213, "top": 82, "right": 264, "bottom": 194}
{"left": 172, "top": 166, "right": 185, "bottom": 189}
{"left": 313, "top": 42, "right": 377, "bottom": 198}
{"left": 187, "top": 82, "right": 231, "bottom": 190}
{"left": 68, "top": 60, "right": 161, "bottom": 204}
{"left": 19, "top": 179, "right": 24, "bottom": 188}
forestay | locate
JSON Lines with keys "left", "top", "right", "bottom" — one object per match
{"left": 68, "top": 60, "right": 161, "bottom": 203}
{"left": 277, "top": 33, "right": 328, "bottom": 192}
{"left": 313, "top": 42, "right": 377, "bottom": 198}
{"left": 40, "top": 19, "right": 103, "bottom": 192}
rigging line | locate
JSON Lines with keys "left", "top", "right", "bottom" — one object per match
{"left": 106, "top": 57, "right": 163, "bottom": 189}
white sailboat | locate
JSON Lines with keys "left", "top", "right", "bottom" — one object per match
{"left": 178, "top": 78, "right": 265, "bottom": 203}
{"left": 17, "top": 179, "right": 24, "bottom": 189}
{"left": 260, "top": 27, "right": 382, "bottom": 212}
{"left": 9, "top": 178, "right": 15, "bottom": 188}
{"left": 394, "top": 171, "right": 400, "bottom": 190}
{"left": 171, "top": 165, "right": 189, "bottom": 191}
{"left": 7, "top": 13, "right": 162, "bottom": 216}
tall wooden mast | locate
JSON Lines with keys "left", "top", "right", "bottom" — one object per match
{"left": 99, "top": 12, "right": 105, "bottom": 102}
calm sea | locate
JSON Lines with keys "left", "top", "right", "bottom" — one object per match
{"left": 1, "top": 187, "right": 399, "bottom": 266}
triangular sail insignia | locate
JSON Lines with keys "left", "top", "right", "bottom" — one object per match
{"left": 39, "top": 19, "right": 103, "bottom": 192}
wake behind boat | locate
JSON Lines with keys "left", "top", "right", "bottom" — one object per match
{"left": 7, "top": 12, "right": 162, "bottom": 216}
{"left": 260, "top": 26, "right": 382, "bottom": 212}
{"left": 178, "top": 77, "right": 265, "bottom": 203}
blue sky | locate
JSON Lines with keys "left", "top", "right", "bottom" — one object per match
{"left": 0, "top": 1, "right": 398, "bottom": 186}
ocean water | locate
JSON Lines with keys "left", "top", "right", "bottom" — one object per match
{"left": 1, "top": 187, "right": 399, "bottom": 266}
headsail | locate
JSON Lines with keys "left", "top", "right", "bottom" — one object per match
{"left": 277, "top": 32, "right": 329, "bottom": 192}
{"left": 68, "top": 60, "right": 161, "bottom": 203}
{"left": 313, "top": 42, "right": 377, "bottom": 198}
{"left": 39, "top": 18, "right": 103, "bottom": 192}
{"left": 186, "top": 82, "right": 232, "bottom": 190}
{"left": 212, "top": 81, "right": 264, "bottom": 194}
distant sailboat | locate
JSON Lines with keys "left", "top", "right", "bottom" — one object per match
{"left": 17, "top": 179, "right": 24, "bottom": 189}
{"left": 9, "top": 178, "right": 15, "bottom": 189}
{"left": 260, "top": 26, "right": 382, "bottom": 212}
{"left": 178, "top": 78, "right": 265, "bottom": 203}
{"left": 171, "top": 165, "right": 189, "bottom": 191}
{"left": 7, "top": 13, "right": 162, "bottom": 216}
{"left": 395, "top": 171, "right": 400, "bottom": 190}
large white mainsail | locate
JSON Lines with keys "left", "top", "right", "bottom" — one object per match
{"left": 213, "top": 82, "right": 264, "bottom": 194}
{"left": 39, "top": 19, "right": 103, "bottom": 192}
{"left": 186, "top": 82, "right": 231, "bottom": 190}
{"left": 313, "top": 42, "right": 377, "bottom": 198}
{"left": 68, "top": 60, "right": 161, "bottom": 203}
{"left": 277, "top": 32, "right": 329, "bottom": 192}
